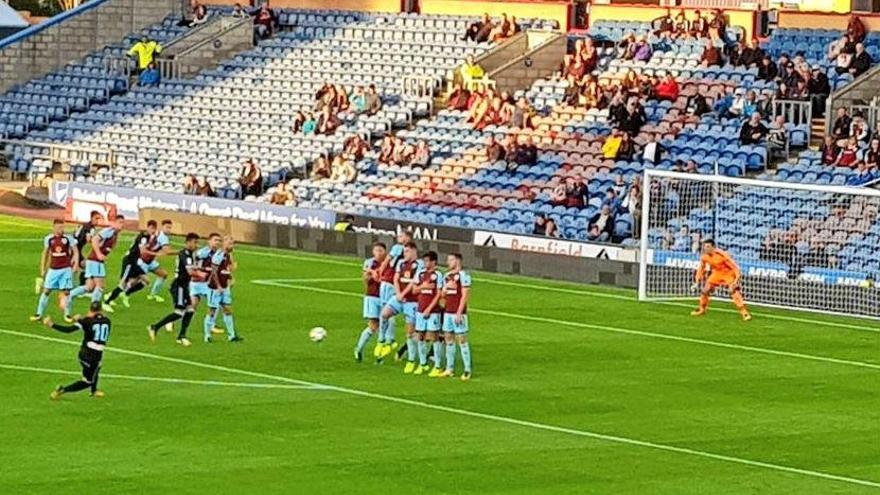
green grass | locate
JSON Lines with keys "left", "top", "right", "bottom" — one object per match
{"left": 0, "top": 213, "right": 878, "bottom": 494}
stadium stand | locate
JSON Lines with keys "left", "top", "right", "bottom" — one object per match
{"left": 2, "top": 6, "right": 880, "bottom": 252}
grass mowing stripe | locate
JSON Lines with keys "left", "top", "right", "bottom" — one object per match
{"left": 0, "top": 363, "right": 325, "bottom": 390}
{"left": 253, "top": 279, "right": 880, "bottom": 372}
{"left": 2, "top": 327, "right": 877, "bottom": 489}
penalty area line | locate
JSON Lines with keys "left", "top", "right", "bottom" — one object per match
{"left": 0, "top": 363, "right": 326, "bottom": 390}
{"left": 252, "top": 279, "right": 880, "bottom": 372}
{"left": 1, "top": 328, "right": 877, "bottom": 489}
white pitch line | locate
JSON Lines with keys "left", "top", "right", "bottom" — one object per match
{"left": 1, "top": 328, "right": 877, "bottom": 489}
{"left": 0, "top": 363, "right": 324, "bottom": 390}
{"left": 0, "top": 238, "right": 41, "bottom": 242}
{"left": 253, "top": 279, "right": 880, "bottom": 372}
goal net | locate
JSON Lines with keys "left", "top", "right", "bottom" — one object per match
{"left": 638, "top": 169, "right": 880, "bottom": 319}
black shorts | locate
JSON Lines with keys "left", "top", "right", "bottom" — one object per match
{"left": 122, "top": 259, "right": 144, "bottom": 281}
{"left": 171, "top": 280, "right": 191, "bottom": 310}
{"left": 77, "top": 348, "right": 103, "bottom": 383}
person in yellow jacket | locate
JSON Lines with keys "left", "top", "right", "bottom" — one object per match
{"left": 458, "top": 55, "right": 485, "bottom": 87}
{"left": 602, "top": 129, "right": 623, "bottom": 159}
{"left": 127, "top": 36, "right": 163, "bottom": 72}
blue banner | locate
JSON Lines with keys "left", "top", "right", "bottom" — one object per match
{"left": 49, "top": 181, "right": 337, "bottom": 230}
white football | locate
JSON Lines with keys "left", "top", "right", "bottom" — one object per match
{"left": 309, "top": 327, "right": 327, "bottom": 342}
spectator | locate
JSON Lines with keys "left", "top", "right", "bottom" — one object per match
{"left": 343, "top": 134, "right": 369, "bottom": 162}
{"left": 632, "top": 36, "right": 653, "bottom": 62}
{"left": 510, "top": 97, "right": 535, "bottom": 129}
{"left": 862, "top": 137, "right": 880, "bottom": 168}
{"left": 447, "top": 83, "right": 471, "bottom": 111}
{"left": 619, "top": 98, "right": 646, "bottom": 135}
{"left": 742, "top": 90, "right": 758, "bottom": 118}
{"left": 848, "top": 15, "right": 866, "bottom": 44}
{"left": 544, "top": 217, "right": 561, "bottom": 238}
{"left": 231, "top": 3, "right": 248, "bottom": 18}
{"left": 316, "top": 106, "right": 341, "bottom": 135}
{"left": 727, "top": 89, "right": 746, "bottom": 117}
{"left": 533, "top": 213, "right": 547, "bottom": 236}
{"left": 239, "top": 159, "right": 263, "bottom": 197}
{"left": 459, "top": 55, "right": 486, "bottom": 87}
{"left": 364, "top": 84, "right": 382, "bottom": 116}
{"left": 602, "top": 129, "right": 623, "bottom": 158}
{"left": 848, "top": 43, "right": 872, "bottom": 77}
{"left": 562, "top": 177, "right": 588, "bottom": 208}
{"left": 687, "top": 94, "right": 712, "bottom": 117}
{"left": 653, "top": 11, "right": 674, "bottom": 38}
{"left": 488, "top": 13, "right": 512, "bottom": 42}
{"left": 603, "top": 188, "right": 622, "bottom": 212}
{"left": 739, "top": 112, "right": 767, "bottom": 145}
{"left": 832, "top": 108, "right": 852, "bottom": 141}
{"left": 462, "top": 13, "right": 493, "bottom": 43}
{"left": 127, "top": 35, "right": 163, "bottom": 73}
{"left": 654, "top": 73, "right": 679, "bottom": 101}
{"left": 700, "top": 39, "right": 722, "bottom": 67}
{"left": 310, "top": 155, "right": 332, "bottom": 180}
{"left": 741, "top": 39, "right": 764, "bottom": 68}
{"left": 252, "top": 3, "right": 278, "bottom": 43}
{"left": 378, "top": 136, "right": 395, "bottom": 164}
{"left": 291, "top": 111, "right": 305, "bottom": 133}
{"left": 851, "top": 113, "right": 870, "bottom": 145}
{"left": 621, "top": 179, "right": 642, "bottom": 238}
{"left": 820, "top": 135, "right": 840, "bottom": 165}
{"left": 330, "top": 156, "right": 357, "bottom": 183}
{"left": 642, "top": 133, "right": 663, "bottom": 163}
{"left": 847, "top": 160, "right": 876, "bottom": 185}
{"left": 334, "top": 84, "right": 349, "bottom": 111}
{"left": 194, "top": 176, "right": 215, "bottom": 197}
{"left": 350, "top": 86, "right": 367, "bottom": 113}
{"left": 183, "top": 175, "right": 198, "bottom": 195}
{"left": 270, "top": 181, "right": 296, "bottom": 206}
{"left": 757, "top": 55, "right": 778, "bottom": 82}
{"left": 835, "top": 136, "right": 860, "bottom": 167}
{"left": 616, "top": 132, "right": 635, "bottom": 160}
{"left": 184, "top": 4, "right": 209, "bottom": 27}
{"left": 484, "top": 135, "right": 505, "bottom": 162}
{"left": 302, "top": 112, "right": 317, "bottom": 135}
{"left": 767, "top": 115, "right": 788, "bottom": 156}
{"left": 392, "top": 139, "right": 415, "bottom": 166}
{"left": 587, "top": 205, "right": 615, "bottom": 242}
{"left": 510, "top": 135, "right": 537, "bottom": 166}
{"left": 690, "top": 10, "right": 708, "bottom": 38}
{"left": 411, "top": 140, "right": 431, "bottom": 167}
{"left": 137, "top": 62, "right": 160, "bottom": 86}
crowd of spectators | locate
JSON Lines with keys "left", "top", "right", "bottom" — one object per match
{"left": 816, "top": 107, "right": 880, "bottom": 184}
{"left": 461, "top": 13, "right": 521, "bottom": 44}
{"left": 378, "top": 135, "right": 433, "bottom": 168}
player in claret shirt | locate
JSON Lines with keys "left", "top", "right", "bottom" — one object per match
{"left": 31, "top": 219, "right": 79, "bottom": 322}
{"left": 411, "top": 250, "right": 444, "bottom": 376}
{"left": 354, "top": 242, "right": 386, "bottom": 362}
{"left": 375, "top": 230, "right": 411, "bottom": 359}
{"left": 441, "top": 253, "right": 473, "bottom": 381}
{"left": 66, "top": 215, "right": 124, "bottom": 319}
{"left": 204, "top": 235, "right": 242, "bottom": 343}
{"left": 379, "top": 242, "right": 424, "bottom": 371}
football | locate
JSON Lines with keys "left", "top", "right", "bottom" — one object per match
{"left": 309, "top": 327, "right": 327, "bottom": 342}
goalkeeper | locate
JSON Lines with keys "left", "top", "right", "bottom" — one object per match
{"left": 690, "top": 239, "right": 752, "bottom": 321}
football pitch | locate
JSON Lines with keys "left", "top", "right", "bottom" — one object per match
{"left": 0, "top": 214, "right": 878, "bottom": 494}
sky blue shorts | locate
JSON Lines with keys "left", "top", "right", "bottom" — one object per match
{"left": 137, "top": 259, "right": 160, "bottom": 273}
{"left": 190, "top": 281, "right": 210, "bottom": 299}
{"left": 363, "top": 295, "right": 381, "bottom": 320}
{"left": 384, "top": 298, "right": 417, "bottom": 324}
{"left": 415, "top": 312, "right": 441, "bottom": 332}
{"left": 208, "top": 288, "right": 232, "bottom": 309}
{"left": 84, "top": 260, "right": 106, "bottom": 279}
{"left": 379, "top": 282, "right": 396, "bottom": 305}
{"left": 442, "top": 313, "right": 469, "bottom": 334}
{"left": 44, "top": 267, "right": 73, "bottom": 291}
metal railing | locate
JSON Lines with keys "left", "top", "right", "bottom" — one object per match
{"left": 401, "top": 74, "right": 436, "bottom": 116}
{"left": 464, "top": 77, "right": 497, "bottom": 92}
{"left": 156, "top": 58, "right": 181, "bottom": 80}
{"left": 771, "top": 99, "right": 812, "bottom": 128}
{"left": 102, "top": 55, "right": 133, "bottom": 79}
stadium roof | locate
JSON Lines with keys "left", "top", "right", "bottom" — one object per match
{"left": 0, "top": 1, "right": 28, "bottom": 28}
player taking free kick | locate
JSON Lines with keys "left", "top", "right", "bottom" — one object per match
{"left": 690, "top": 239, "right": 751, "bottom": 321}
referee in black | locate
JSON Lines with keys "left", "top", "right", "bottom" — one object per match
{"left": 45, "top": 301, "right": 111, "bottom": 399}
{"left": 147, "top": 232, "right": 199, "bottom": 347}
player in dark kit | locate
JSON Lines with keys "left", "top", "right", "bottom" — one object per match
{"left": 104, "top": 220, "right": 154, "bottom": 309}
{"left": 44, "top": 301, "right": 111, "bottom": 399}
{"left": 148, "top": 233, "right": 200, "bottom": 347}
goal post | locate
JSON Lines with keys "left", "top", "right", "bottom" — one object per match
{"left": 638, "top": 169, "right": 880, "bottom": 320}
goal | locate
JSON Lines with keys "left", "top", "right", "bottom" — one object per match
{"left": 638, "top": 169, "right": 880, "bottom": 320}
